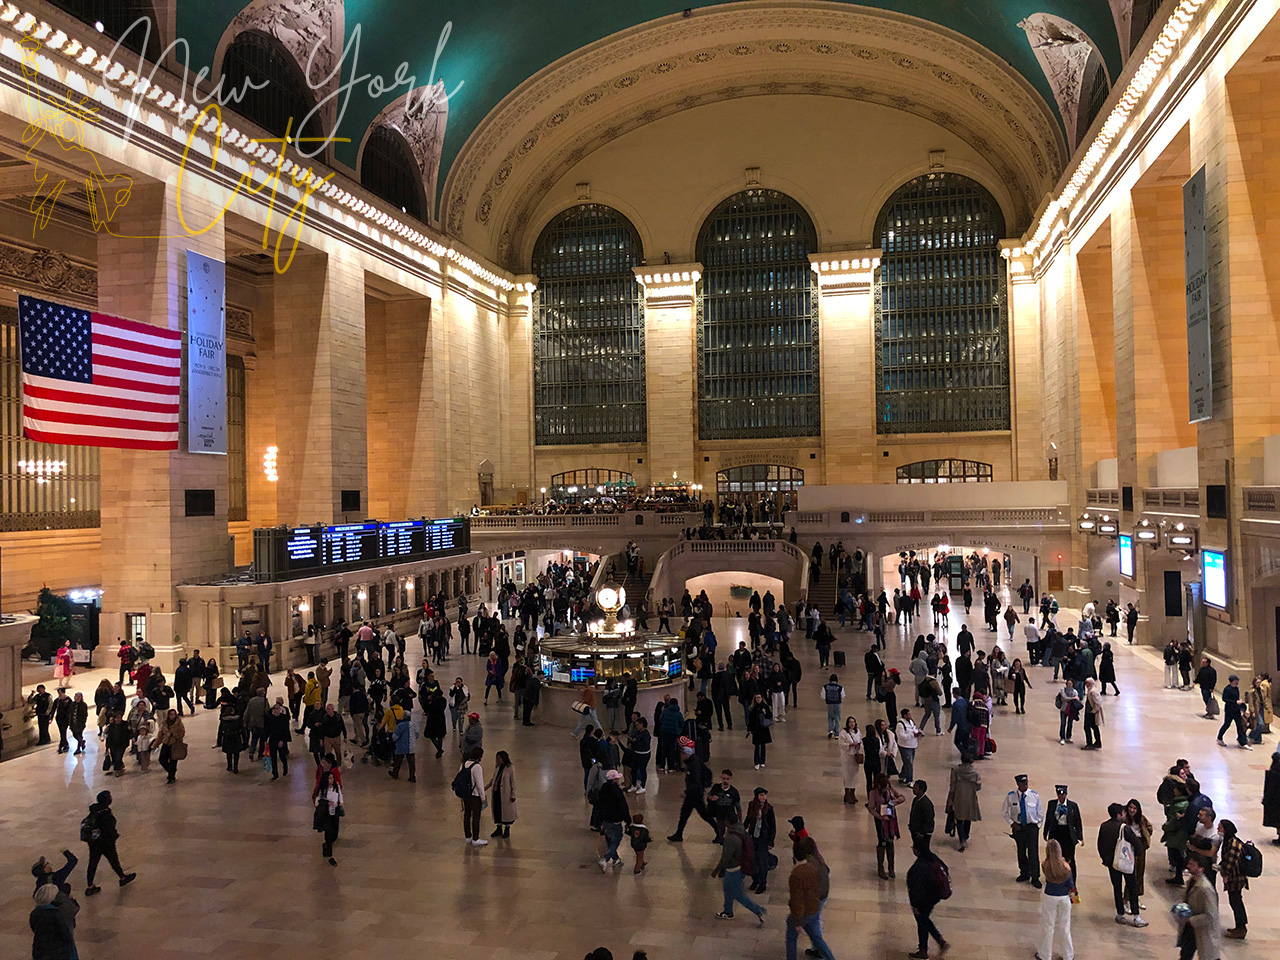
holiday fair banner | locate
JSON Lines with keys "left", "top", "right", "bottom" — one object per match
{"left": 186, "top": 250, "right": 227, "bottom": 454}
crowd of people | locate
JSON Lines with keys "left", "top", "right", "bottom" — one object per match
{"left": 19, "top": 543, "right": 1280, "bottom": 960}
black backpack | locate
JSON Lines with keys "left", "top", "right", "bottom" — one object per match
{"left": 1240, "top": 840, "right": 1263, "bottom": 878}
{"left": 138, "top": 641, "right": 155, "bottom": 660}
{"left": 79, "top": 810, "right": 101, "bottom": 843}
{"left": 451, "top": 762, "right": 474, "bottom": 799}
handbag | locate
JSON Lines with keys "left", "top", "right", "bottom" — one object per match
{"left": 170, "top": 742, "right": 189, "bottom": 761}
{"left": 1113, "top": 834, "right": 1136, "bottom": 874}
{"left": 570, "top": 701, "right": 589, "bottom": 715}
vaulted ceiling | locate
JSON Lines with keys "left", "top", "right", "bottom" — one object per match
{"left": 179, "top": 0, "right": 1126, "bottom": 183}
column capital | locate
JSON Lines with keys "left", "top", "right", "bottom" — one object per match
{"left": 1000, "top": 240, "right": 1034, "bottom": 284}
{"left": 809, "top": 250, "right": 881, "bottom": 296}
{"left": 634, "top": 263, "right": 702, "bottom": 308}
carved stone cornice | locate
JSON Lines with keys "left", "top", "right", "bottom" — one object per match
{"left": 810, "top": 251, "right": 881, "bottom": 297}
{"left": 634, "top": 263, "right": 702, "bottom": 309}
{"left": 0, "top": 240, "right": 96, "bottom": 302}
{"left": 227, "top": 303, "right": 254, "bottom": 342}
{"left": 442, "top": 1, "right": 1067, "bottom": 269}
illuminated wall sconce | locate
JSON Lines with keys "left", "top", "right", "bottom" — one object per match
{"left": 263, "top": 446, "right": 279, "bottom": 482}
{"left": 1135, "top": 518, "right": 1158, "bottom": 541}
{"left": 1078, "top": 513, "right": 1096, "bottom": 531}
{"left": 297, "top": 599, "right": 310, "bottom": 613}
{"left": 356, "top": 589, "right": 367, "bottom": 601}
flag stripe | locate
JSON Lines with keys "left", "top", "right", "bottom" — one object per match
{"left": 91, "top": 351, "right": 181, "bottom": 379}
{"left": 92, "top": 332, "right": 182, "bottom": 359}
{"left": 23, "top": 423, "right": 178, "bottom": 449}
{"left": 25, "top": 405, "right": 178, "bottom": 432}
{"left": 25, "top": 373, "right": 179, "bottom": 404}
{"left": 90, "top": 313, "right": 181, "bottom": 343}
{"left": 23, "top": 383, "right": 179, "bottom": 415}
{"left": 91, "top": 373, "right": 179, "bottom": 397}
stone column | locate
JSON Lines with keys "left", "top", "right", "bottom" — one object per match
{"left": 1003, "top": 245, "right": 1046, "bottom": 481}
{"left": 635, "top": 265, "right": 701, "bottom": 486}
{"left": 810, "top": 253, "right": 879, "bottom": 483}
{"left": 272, "top": 251, "right": 367, "bottom": 525}
{"left": 366, "top": 291, "right": 435, "bottom": 518}
{"left": 96, "top": 182, "right": 229, "bottom": 670}
{"left": 505, "top": 277, "right": 536, "bottom": 504}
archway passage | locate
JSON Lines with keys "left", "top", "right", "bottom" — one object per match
{"left": 685, "top": 571, "right": 784, "bottom": 620}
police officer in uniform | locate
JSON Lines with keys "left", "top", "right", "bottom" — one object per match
{"left": 1001, "top": 773, "right": 1044, "bottom": 888}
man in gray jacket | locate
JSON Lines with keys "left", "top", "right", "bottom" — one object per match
{"left": 243, "top": 688, "right": 268, "bottom": 760}
{"left": 713, "top": 811, "right": 767, "bottom": 924}
{"left": 461, "top": 712, "right": 483, "bottom": 757}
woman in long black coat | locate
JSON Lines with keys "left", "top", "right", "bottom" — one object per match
{"left": 1263, "top": 751, "right": 1280, "bottom": 843}
{"left": 424, "top": 690, "right": 448, "bottom": 758}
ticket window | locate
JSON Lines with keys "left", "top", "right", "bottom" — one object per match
{"left": 414, "top": 576, "right": 425, "bottom": 607}
{"left": 369, "top": 585, "right": 381, "bottom": 618}
{"left": 350, "top": 586, "right": 364, "bottom": 621}
{"left": 465, "top": 566, "right": 474, "bottom": 594}
{"left": 289, "top": 598, "right": 304, "bottom": 638}
{"left": 312, "top": 593, "right": 326, "bottom": 631}
{"left": 333, "top": 590, "right": 346, "bottom": 627}
{"left": 429, "top": 572, "right": 439, "bottom": 599}
{"left": 453, "top": 568, "right": 462, "bottom": 596}
{"left": 384, "top": 581, "right": 395, "bottom": 615}
{"left": 400, "top": 580, "right": 410, "bottom": 611}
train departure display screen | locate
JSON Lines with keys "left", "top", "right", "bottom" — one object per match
{"left": 259, "top": 517, "right": 469, "bottom": 581}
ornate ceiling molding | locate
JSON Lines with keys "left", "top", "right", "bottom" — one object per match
{"left": 441, "top": 1, "right": 1067, "bottom": 269}
{"left": 1020, "top": 13, "right": 1109, "bottom": 148}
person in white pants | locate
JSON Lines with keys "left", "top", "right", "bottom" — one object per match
{"left": 1037, "top": 839, "right": 1075, "bottom": 960}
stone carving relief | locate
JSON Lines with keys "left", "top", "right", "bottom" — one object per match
{"left": 0, "top": 241, "right": 96, "bottom": 300}
{"left": 216, "top": 0, "right": 345, "bottom": 138}
{"left": 1108, "top": 0, "right": 1134, "bottom": 54}
{"left": 227, "top": 304, "right": 254, "bottom": 342}
{"left": 363, "top": 83, "right": 449, "bottom": 218}
{"left": 1019, "top": 13, "right": 1102, "bottom": 147}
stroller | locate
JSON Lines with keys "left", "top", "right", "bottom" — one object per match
{"left": 363, "top": 726, "right": 395, "bottom": 766}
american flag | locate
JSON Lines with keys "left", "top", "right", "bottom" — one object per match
{"left": 18, "top": 294, "right": 181, "bottom": 450}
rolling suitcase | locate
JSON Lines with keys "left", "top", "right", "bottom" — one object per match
{"left": 833, "top": 650, "right": 846, "bottom": 668}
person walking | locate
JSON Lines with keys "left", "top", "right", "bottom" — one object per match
{"left": 1081, "top": 678, "right": 1105, "bottom": 749}
{"left": 595, "top": 768, "right": 631, "bottom": 869}
{"left": 667, "top": 739, "right": 717, "bottom": 842}
{"left": 838, "top": 716, "right": 863, "bottom": 804}
{"left": 1178, "top": 848, "right": 1221, "bottom": 960}
{"left": 896, "top": 709, "right": 921, "bottom": 784}
{"left": 822, "top": 675, "right": 845, "bottom": 738}
{"left": 67, "top": 692, "right": 88, "bottom": 756}
{"left": 388, "top": 709, "right": 417, "bottom": 782}
{"left": 748, "top": 693, "right": 773, "bottom": 769}
{"left": 312, "top": 757, "right": 343, "bottom": 865}
{"left": 627, "top": 716, "right": 651, "bottom": 794}
{"left": 1124, "top": 603, "right": 1138, "bottom": 644}
{"left": 1056, "top": 680, "right": 1080, "bottom": 745}
{"left": 909, "top": 780, "right": 935, "bottom": 851}
{"left": 571, "top": 682, "right": 601, "bottom": 737}
{"left": 423, "top": 689, "right": 448, "bottom": 758}
{"left": 458, "top": 747, "right": 487, "bottom": 846}
{"left": 1098, "top": 642, "right": 1119, "bottom": 695}
{"left": 155, "top": 708, "right": 186, "bottom": 784}
{"left": 265, "top": 700, "right": 292, "bottom": 780}
{"left": 1037, "top": 839, "right": 1076, "bottom": 960}
{"left": 786, "top": 836, "right": 834, "bottom": 960}
{"left": 946, "top": 751, "right": 982, "bottom": 852}
{"left": 1264, "top": 751, "right": 1280, "bottom": 845}
{"left": 714, "top": 810, "right": 766, "bottom": 924}
{"left": 1217, "top": 819, "right": 1249, "bottom": 939}
{"left": 1003, "top": 774, "right": 1044, "bottom": 887}
{"left": 1216, "top": 675, "right": 1251, "bottom": 750}
{"left": 461, "top": 712, "right": 483, "bottom": 758}
{"left": 744, "top": 787, "right": 777, "bottom": 893}
{"left": 1044, "top": 784, "right": 1084, "bottom": 878}
{"left": 708, "top": 769, "right": 742, "bottom": 844}
{"left": 906, "top": 837, "right": 951, "bottom": 959}
{"left": 1195, "top": 657, "right": 1218, "bottom": 717}
{"left": 81, "top": 791, "right": 136, "bottom": 895}
{"left": 869, "top": 772, "right": 907, "bottom": 880}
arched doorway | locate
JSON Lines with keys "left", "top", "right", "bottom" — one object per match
{"left": 715, "top": 465, "right": 804, "bottom": 520}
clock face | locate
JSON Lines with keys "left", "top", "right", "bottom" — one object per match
{"left": 597, "top": 587, "right": 618, "bottom": 609}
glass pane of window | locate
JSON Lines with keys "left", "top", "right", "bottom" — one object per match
{"left": 895, "top": 459, "right": 993, "bottom": 483}
{"left": 221, "top": 30, "right": 324, "bottom": 146}
{"left": 361, "top": 126, "right": 426, "bottom": 221}
{"left": 532, "top": 205, "right": 646, "bottom": 445}
{"left": 227, "top": 355, "right": 247, "bottom": 522}
{"left": 875, "top": 174, "right": 1010, "bottom": 434}
{"left": 697, "top": 190, "right": 819, "bottom": 439}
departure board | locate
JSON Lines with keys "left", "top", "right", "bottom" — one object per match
{"left": 255, "top": 517, "right": 470, "bottom": 582}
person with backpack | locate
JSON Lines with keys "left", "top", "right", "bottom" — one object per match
{"left": 454, "top": 747, "right": 488, "bottom": 846}
{"left": 785, "top": 835, "right": 832, "bottom": 958}
{"left": 1098, "top": 802, "right": 1148, "bottom": 926}
{"left": 81, "top": 791, "right": 136, "bottom": 895}
{"left": 667, "top": 738, "right": 717, "bottom": 842}
{"left": 1216, "top": 819, "right": 1252, "bottom": 939}
{"left": 906, "top": 836, "right": 951, "bottom": 958}
{"left": 714, "top": 810, "right": 766, "bottom": 924}
{"left": 595, "top": 769, "right": 632, "bottom": 870}
{"left": 823, "top": 674, "right": 845, "bottom": 738}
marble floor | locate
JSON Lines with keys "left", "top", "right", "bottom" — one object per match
{"left": 2, "top": 601, "right": 1276, "bottom": 960}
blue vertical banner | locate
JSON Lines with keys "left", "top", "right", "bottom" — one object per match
{"left": 186, "top": 250, "right": 226, "bottom": 454}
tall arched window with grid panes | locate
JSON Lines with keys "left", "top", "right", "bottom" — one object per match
{"left": 696, "top": 190, "right": 819, "bottom": 440}
{"left": 531, "top": 205, "right": 646, "bottom": 445}
{"left": 874, "top": 173, "right": 1010, "bottom": 434}
{"left": 220, "top": 30, "right": 324, "bottom": 147}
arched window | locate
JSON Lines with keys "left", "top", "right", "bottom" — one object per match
{"left": 1078, "top": 53, "right": 1110, "bottom": 142}
{"left": 220, "top": 31, "right": 324, "bottom": 147}
{"left": 716, "top": 465, "right": 804, "bottom": 499}
{"left": 360, "top": 126, "right": 426, "bottom": 221}
{"left": 48, "top": 0, "right": 160, "bottom": 61}
{"left": 550, "top": 469, "right": 635, "bottom": 489}
{"left": 697, "top": 190, "right": 819, "bottom": 439}
{"left": 1130, "top": 0, "right": 1168, "bottom": 53}
{"left": 532, "top": 205, "right": 646, "bottom": 445}
{"left": 875, "top": 173, "right": 1010, "bottom": 434}
{"left": 896, "top": 459, "right": 993, "bottom": 484}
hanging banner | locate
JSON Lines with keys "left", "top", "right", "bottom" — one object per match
{"left": 186, "top": 250, "right": 226, "bottom": 454}
{"left": 1184, "top": 166, "right": 1211, "bottom": 423}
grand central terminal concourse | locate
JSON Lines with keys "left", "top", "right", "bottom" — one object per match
{"left": 5, "top": 1, "right": 1280, "bottom": 958}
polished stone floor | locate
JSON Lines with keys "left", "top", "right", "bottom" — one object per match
{"left": 2, "top": 599, "right": 1276, "bottom": 960}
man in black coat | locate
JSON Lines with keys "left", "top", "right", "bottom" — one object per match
{"left": 667, "top": 743, "right": 717, "bottom": 842}
{"left": 83, "top": 791, "right": 136, "bottom": 895}
{"left": 906, "top": 837, "right": 951, "bottom": 958}
{"left": 909, "top": 780, "right": 935, "bottom": 851}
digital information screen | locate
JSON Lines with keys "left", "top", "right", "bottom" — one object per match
{"left": 1118, "top": 534, "right": 1134, "bottom": 579}
{"left": 262, "top": 517, "right": 470, "bottom": 581}
{"left": 1202, "top": 550, "right": 1227, "bottom": 609}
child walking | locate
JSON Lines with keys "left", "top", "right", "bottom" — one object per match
{"left": 628, "top": 813, "right": 651, "bottom": 874}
